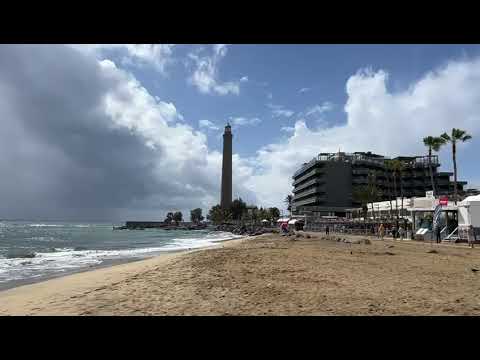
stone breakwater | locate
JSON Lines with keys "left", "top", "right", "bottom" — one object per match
{"left": 117, "top": 222, "right": 208, "bottom": 230}
{"left": 214, "top": 224, "right": 276, "bottom": 237}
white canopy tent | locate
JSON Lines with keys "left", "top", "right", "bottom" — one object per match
{"left": 458, "top": 195, "right": 480, "bottom": 227}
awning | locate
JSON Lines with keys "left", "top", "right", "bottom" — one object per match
{"left": 288, "top": 219, "right": 304, "bottom": 225}
{"left": 277, "top": 218, "right": 290, "bottom": 223}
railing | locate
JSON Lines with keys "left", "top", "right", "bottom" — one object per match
{"left": 294, "top": 152, "right": 389, "bottom": 177}
{"left": 293, "top": 196, "right": 323, "bottom": 207}
{"left": 293, "top": 186, "right": 325, "bottom": 201}
{"left": 293, "top": 158, "right": 318, "bottom": 178}
{"left": 292, "top": 168, "right": 324, "bottom": 186}
{"left": 440, "top": 226, "right": 447, "bottom": 240}
{"left": 445, "top": 226, "right": 458, "bottom": 241}
{"left": 293, "top": 178, "right": 325, "bottom": 193}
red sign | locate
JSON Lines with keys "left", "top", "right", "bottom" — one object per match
{"left": 439, "top": 197, "right": 449, "bottom": 206}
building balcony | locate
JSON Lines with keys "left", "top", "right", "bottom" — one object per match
{"left": 293, "top": 186, "right": 326, "bottom": 201}
{"left": 352, "top": 169, "right": 373, "bottom": 175}
{"left": 352, "top": 178, "right": 368, "bottom": 185}
{"left": 293, "top": 178, "right": 325, "bottom": 193}
{"left": 292, "top": 168, "right": 324, "bottom": 186}
{"left": 292, "top": 196, "right": 324, "bottom": 207}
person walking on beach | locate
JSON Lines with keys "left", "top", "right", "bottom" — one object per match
{"left": 325, "top": 225, "right": 330, "bottom": 236}
{"left": 435, "top": 225, "right": 442, "bottom": 244}
{"left": 379, "top": 223, "right": 385, "bottom": 240}
{"left": 468, "top": 225, "right": 475, "bottom": 248}
{"left": 398, "top": 225, "right": 405, "bottom": 241}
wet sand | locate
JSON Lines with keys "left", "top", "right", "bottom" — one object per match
{"left": 1, "top": 233, "right": 480, "bottom": 315}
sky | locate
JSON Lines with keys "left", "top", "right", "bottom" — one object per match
{"left": 1, "top": 44, "right": 480, "bottom": 222}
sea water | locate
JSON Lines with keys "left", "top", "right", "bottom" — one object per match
{"left": 0, "top": 221, "right": 243, "bottom": 289}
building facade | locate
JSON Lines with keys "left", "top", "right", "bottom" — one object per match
{"left": 291, "top": 151, "right": 466, "bottom": 217}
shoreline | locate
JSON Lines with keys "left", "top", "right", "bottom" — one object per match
{"left": 0, "top": 234, "right": 251, "bottom": 315}
{"left": 2, "top": 232, "right": 479, "bottom": 315}
{"left": 0, "top": 234, "right": 252, "bottom": 315}
{"left": 0, "top": 233, "right": 249, "bottom": 293}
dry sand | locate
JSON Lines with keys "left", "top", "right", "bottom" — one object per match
{"left": 1, "top": 233, "right": 480, "bottom": 315}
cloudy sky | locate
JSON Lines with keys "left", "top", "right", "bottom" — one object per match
{"left": 1, "top": 44, "right": 480, "bottom": 222}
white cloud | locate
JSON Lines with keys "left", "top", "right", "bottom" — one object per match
{"left": 243, "top": 58, "right": 480, "bottom": 210}
{"left": 99, "top": 59, "right": 258, "bottom": 213}
{"left": 267, "top": 103, "right": 295, "bottom": 118}
{"left": 305, "top": 102, "right": 334, "bottom": 116}
{"left": 7, "top": 45, "right": 480, "bottom": 219}
{"left": 199, "top": 119, "right": 219, "bottom": 131}
{"left": 188, "top": 45, "right": 240, "bottom": 95}
{"left": 267, "top": 92, "right": 273, "bottom": 99}
{"left": 240, "top": 76, "right": 249, "bottom": 82}
{"left": 280, "top": 126, "right": 295, "bottom": 133}
{"left": 273, "top": 109, "right": 294, "bottom": 118}
{"left": 231, "top": 117, "right": 261, "bottom": 127}
{"left": 71, "top": 44, "right": 175, "bottom": 73}
{"left": 299, "top": 87, "right": 310, "bottom": 93}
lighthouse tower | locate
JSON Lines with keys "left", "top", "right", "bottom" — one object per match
{"left": 220, "top": 123, "right": 233, "bottom": 209}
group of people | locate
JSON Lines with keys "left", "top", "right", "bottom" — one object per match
{"left": 321, "top": 222, "right": 411, "bottom": 240}
{"left": 332, "top": 222, "right": 412, "bottom": 240}
{"left": 375, "top": 223, "right": 412, "bottom": 240}
{"left": 377, "top": 223, "right": 408, "bottom": 240}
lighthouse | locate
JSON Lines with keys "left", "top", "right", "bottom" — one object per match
{"left": 220, "top": 123, "right": 233, "bottom": 209}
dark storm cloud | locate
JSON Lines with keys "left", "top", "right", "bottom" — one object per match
{"left": 0, "top": 45, "right": 217, "bottom": 221}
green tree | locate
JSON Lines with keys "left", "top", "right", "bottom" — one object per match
{"left": 284, "top": 194, "right": 293, "bottom": 215}
{"left": 164, "top": 212, "right": 174, "bottom": 223}
{"left": 383, "top": 161, "right": 394, "bottom": 219}
{"left": 399, "top": 162, "right": 406, "bottom": 219}
{"left": 389, "top": 160, "right": 406, "bottom": 220}
{"left": 207, "top": 204, "right": 232, "bottom": 225}
{"left": 268, "top": 207, "right": 280, "bottom": 221}
{"left": 230, "top": 198, "right": 247, "bottom": 221}
{"left": 353, "top": 186, "right": 371, "bottom": 221}
{"left": 423, "top": 136, "right": 446, "bottom": 196}
{"left": 250, "top": 206, "right": 259, "bottom": 225}
{"left": 173, "top": 211, "right": 183, "bottom": 225}
{"left": 366, "top": 171, "right": 382, "bottom": 220}
{"left": 190, "top": 208, "right": 204, "bottom": 223}
{"left": 440, "top": 128, "right": 472, "bottom": 204}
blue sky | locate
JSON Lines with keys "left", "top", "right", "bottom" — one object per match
{"left": 1, "top": 44, "right": 480, "bottom": 220}
{"left": 111, "top": 44, "right": 480, "bottom": 156}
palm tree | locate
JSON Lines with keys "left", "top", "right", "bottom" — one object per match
{"left": 366, "top": 171, "right": 380, "bottom": 220}
{"left": 352, "top": 186, "right": 371, "bottom": 221}
{"left": 284, "top": 194, "right": 293, "bottom": 215}
{"left": 384, "top": 161, "right": 395, "bottom": 219}
{"left": 440, "top": 128, "right": 472, "bottom": 204}
{"left": 386, "top": 160, "right": 399, "bottom": 219}
{"left": 397, "top": 161, "right": 407, "bottom": 219}
{"left": 423, "top": 136, "right": 446, "bottom": 196}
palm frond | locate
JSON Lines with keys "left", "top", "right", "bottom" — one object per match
{"left": 440, "top": 132, "right": 451, "bottom": 142}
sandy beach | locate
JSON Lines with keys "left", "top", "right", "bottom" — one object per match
{"left": 1, "top": 233, "right": 480, "bottom": 315}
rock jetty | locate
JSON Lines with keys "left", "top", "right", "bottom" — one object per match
{"left": 214, "top": 224, "right": 274, "bottom": 237}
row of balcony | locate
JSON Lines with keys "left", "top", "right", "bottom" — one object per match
{"left": 293, "top": 178, "right": 325, "bottom": 193}
{"left": 293, "top": 186, "right": 326, "bottom": 201}
{"left": 292, "top": 196, "right": 324, "bottom": 207}
{"left": 292, "top": 168, "right": 324, "bottom": 186}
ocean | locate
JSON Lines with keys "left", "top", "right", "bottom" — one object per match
{"left": 0, "top": 221, "right": 242, "bottom": 290}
